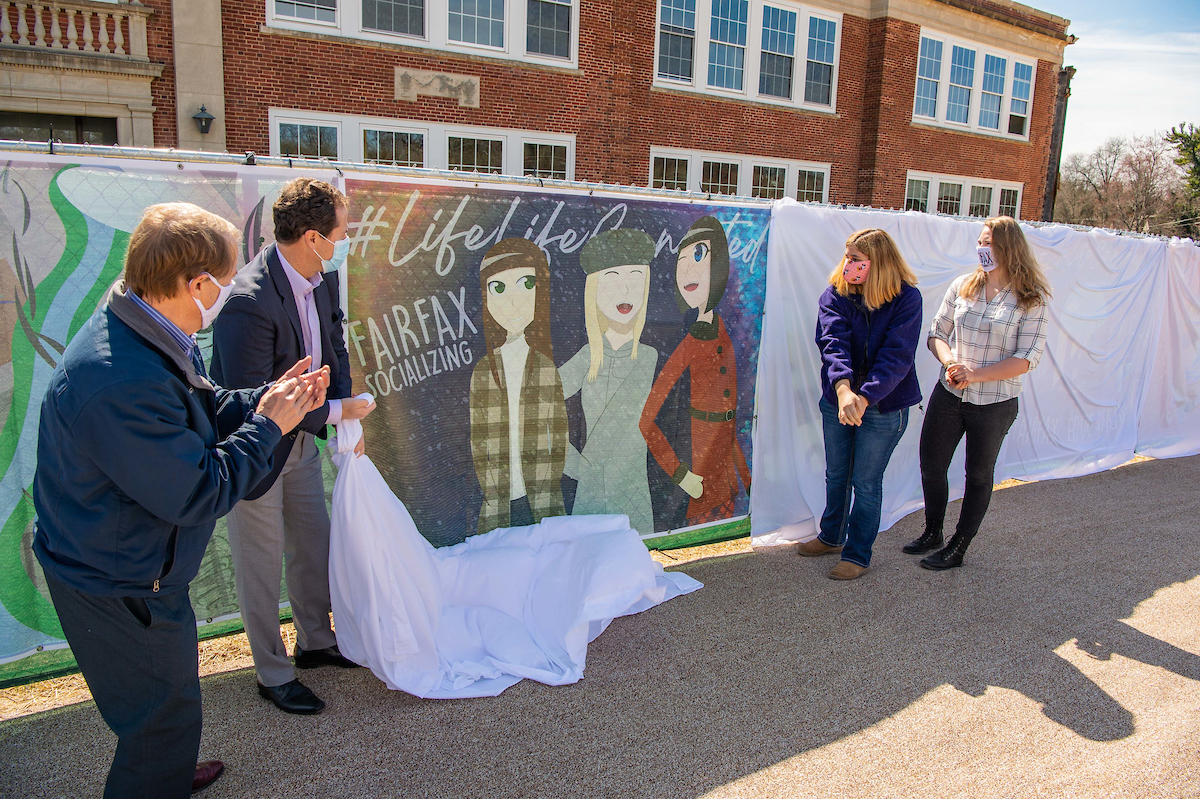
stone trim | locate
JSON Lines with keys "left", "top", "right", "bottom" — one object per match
{"left": 0, "top": 47, "right": 163, "bottom": 78}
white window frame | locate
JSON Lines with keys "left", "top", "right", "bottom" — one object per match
{"left": 268, "top": 109, "right": 575, "bottom": 178}
{"left": 652, "top": 0, "right": 841, "bottom": 113}
{"left": 649, "top": 146, "right": 830, "bottom": 201}
{"left": 268, "top": 0, "right": 581, "bottom": 69}
{"left": 904, "top": 170, "right": 1024, "bottom": 219}
{"left": 911, "top": 28, "right": 1036, "bottom": 142}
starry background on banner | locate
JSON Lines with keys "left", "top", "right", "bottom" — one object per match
{"left": 345, "top": 180, "right": 768, "bottom": 547}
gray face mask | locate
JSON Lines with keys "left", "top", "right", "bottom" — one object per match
{"left": 194, "top": 273, "right": 235, "bottom": 328}
{"left": 977, "top": 245, "right": 997, "bottom": 273}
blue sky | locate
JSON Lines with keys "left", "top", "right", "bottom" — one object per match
{"left": 1031, "top": 0, "right": 1200, "bottom": 156}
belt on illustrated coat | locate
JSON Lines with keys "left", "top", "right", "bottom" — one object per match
{"left": 689, "top": 407, "right": 736, "bottom": 423}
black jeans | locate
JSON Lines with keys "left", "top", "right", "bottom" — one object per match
{"left": 45, "top": 573, "right": 202, "bottom": 799}
{"left": 919, "top": 382, "right": 1019, "bottom": 541}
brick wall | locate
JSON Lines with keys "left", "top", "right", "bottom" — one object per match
{"left": 213, "top": 0, "right": 1058, "bottom": 218}
{"left": 145, "top": 0, "right": 176, "bottom": 147}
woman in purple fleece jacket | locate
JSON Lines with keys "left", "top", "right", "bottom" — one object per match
{"left": 798, "top": 228, "right": 923, "bottom": 580}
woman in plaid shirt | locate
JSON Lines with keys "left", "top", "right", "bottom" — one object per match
{"left": 905, "top": 216, "right": 1051, "bottom": 570}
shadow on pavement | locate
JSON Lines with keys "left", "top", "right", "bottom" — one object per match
{"left": 2, "top": 455, "right": 1198, "bottom": 798}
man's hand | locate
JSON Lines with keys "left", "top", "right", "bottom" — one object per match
{"left": 256, "top": 375, "right": 323, "bottom": 434}
{"left": 680, "top": 471, "right": 704, "bottom": 499}
{"left": 354, "top": 431, "right": 366, "bottom": 458}
{"left": 341, "top": 396, "right": 376, "bottom": 421}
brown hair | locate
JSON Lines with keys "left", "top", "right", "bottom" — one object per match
{"left": 479, "top": 238, "right": 554, "bottom": 386}
{"left": 124, "top": 202, "right": 239, "bottom": 302}
{"left": 828, "top": 228, "right": 918, "bottom": 310}
{"left": 675, "top": 215, "right": 730, "bottom": 314}
{"left": 272, "top": 178, "right": 348, "bottom": 244}
{"left": 959, "top": 216, "right": 1051, "bottom": 311}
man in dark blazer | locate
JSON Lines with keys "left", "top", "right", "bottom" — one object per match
{"left": 211, "top": 178, "right": 374, "bottom": 715}
{"left": 34, "top": 202, "right": 325, "bottom": 797}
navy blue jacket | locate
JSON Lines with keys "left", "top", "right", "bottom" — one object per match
{"left": 815, "top": 283, "right": 924, "bottom": 413}
{"left": 33, "top": 283, "right": 282, "bottom": 597}
{"left": 210, "top": 244, "right": 351, "bottom": 500}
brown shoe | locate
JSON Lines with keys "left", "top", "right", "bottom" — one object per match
{"left": 192, "top": 760, "right": 225, "bottom": 793}
{"left": 796, "top": 538, "right": 842, "bottom": 557}
{"left": 829, "top": 561, "right": 869, "bottom": 580}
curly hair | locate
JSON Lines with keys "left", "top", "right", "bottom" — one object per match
{"left": 272, "top": 178, "right": 348, "bottom": 244}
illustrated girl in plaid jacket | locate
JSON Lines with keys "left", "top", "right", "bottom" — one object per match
{"left": 469, "top": 238, "right": 567, "bottom": 534}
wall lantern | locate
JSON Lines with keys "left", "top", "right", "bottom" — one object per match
{"left": 192, "top": 105, "right": 215, "bottom": 135}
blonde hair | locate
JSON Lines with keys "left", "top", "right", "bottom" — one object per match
{"left": 582, "top": 268, "right": 651, "bottom": 382}
{"left": 124, "top": 202, "right": 239, "bottom": 301}
{"left": 960, "top": 216, "right": 1052, "bottom": 311}
{"left": 827, "top": 228, "right": 918, "bottom": 310}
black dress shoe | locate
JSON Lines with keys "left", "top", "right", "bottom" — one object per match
{"left": 257, "top": 679, "right": 325, "bottom": 715}
{"left": 294, "top": 645, "right": 361, "bottom": 670}
{"left": 192, "top": 760, "right": 225, "bottom": 793}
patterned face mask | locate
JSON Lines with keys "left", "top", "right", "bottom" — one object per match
{"left": 843, "top": 258, "right": 871, "bottom": 285}
{"left": 977, "top": 245, "right": 997, "bottom": 272}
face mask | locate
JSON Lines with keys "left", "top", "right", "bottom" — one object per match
{"left": 193, "top": 273, "right": 235, "bottom": 328}
{"left": 977, "top": 245, "right": 997, "bottom": 273}
{"left": 843, "top": 258, "right": 871, "bottom": 285}
{"left": 313, "top": 232, "right": 350, "bottom": 273}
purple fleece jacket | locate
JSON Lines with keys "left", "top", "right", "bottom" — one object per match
{"left": 815, "top": 283, "right": 924, "bottom": 413}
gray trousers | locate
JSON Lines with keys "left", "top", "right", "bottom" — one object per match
{"left": 227, "top": 432, "right": 336, "bottom": 687}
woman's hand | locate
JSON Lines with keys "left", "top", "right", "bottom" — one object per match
{"left": 946, "top": 363, "right": 973, "bottom": 389}
{"left": 835, "top": 381, "right": 867, "bottom": 426}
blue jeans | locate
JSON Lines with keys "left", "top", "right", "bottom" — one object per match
{"left": 818, "top": 397, "right": 909, "bottom": 567}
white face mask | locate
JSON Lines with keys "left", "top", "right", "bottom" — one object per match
{"left": 193, "top": 273, "right": 235, "bottom": 328}
{"left": 977, "top": 245, "right": 997, "bottom": 273}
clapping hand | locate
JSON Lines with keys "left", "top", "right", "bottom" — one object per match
{"left": 946, "top": 362, "right": 973, "bottom": 390}
{"left": 256, "top": 357, "right": 327, "bottom": 434}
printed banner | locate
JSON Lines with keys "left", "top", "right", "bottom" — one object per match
{"left": 343, "top": 176, "right": 767, "bottom": 547}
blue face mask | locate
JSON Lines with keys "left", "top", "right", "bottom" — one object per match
{"left": 314, "top": 232, "right": 350, "bottom": 273}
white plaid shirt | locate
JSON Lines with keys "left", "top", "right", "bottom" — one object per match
{"left": 930, "top": 275, "right": 1049, "bottom": 405}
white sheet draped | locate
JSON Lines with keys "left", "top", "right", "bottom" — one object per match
{"left": 751, "top": 200, "right": 1200, "bottom": 546}
{"left": 327, "top": 416, "right": 702, "bottom": 698}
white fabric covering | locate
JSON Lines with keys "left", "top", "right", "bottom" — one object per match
{"left": 328, "top": 414, "right": 703, "bottom": 698}
{"left": 752, "top": 200, "right": 1200, "bottom": 546}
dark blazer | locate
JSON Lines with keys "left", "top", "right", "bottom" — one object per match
{"left": 33, "top": 282, "right": 281, "bottom": 597}
{"left": 815, "top": 283, "right": 924, "bottom": 414}
{"left": 210, "top": 243, "right": 352, "bottom": 499}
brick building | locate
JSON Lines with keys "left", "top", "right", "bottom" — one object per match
{"left": 0, "top": 0, "right": 1073, "bottom": 220}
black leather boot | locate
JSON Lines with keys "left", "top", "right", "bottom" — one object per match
{"left": 920, "top": 532, "right": 973, "bottom": 570}
{"left": 902, "top": 528, "right": 943, "bottom": 554}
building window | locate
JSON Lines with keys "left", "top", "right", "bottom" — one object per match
{"left": 700, "top": 160, "right": 739, "bottom": 195}
{"left": 978, "top": 55, "right": 1006, "bottom": 130}
{"left": 276, "top": 0, "right": 336, "bottom": 23}
{"left": 658, "top": 0, "right": 696, "bottom": 81}
{"left": 914, "top": 37, "right": 942, "bottom": 118}
{"left": 1009, "top": 62, "right": 1032, "bottom": 135}
{"left": 527, "top": 0, "right": 571, "bottom": 58}
{"left": 362, "top": 0, "right": 423, "bottom": 36}
{"left": 999, "top": 188, "right": 1020, "bottom": 217}
{"left": 969, "top": 185, "right": 993, "bottom": 217}
{"left": 796, "top": 169, "right": 825, "bottom": 202}
{"left": 752, "top": 165, "right": 787, "bottom": 199}
{"left": 653, "top": 156, "right": 690, "bottom": 191}
{"left": 907, "top": 170, "right": 1023, "bottom": 218}
{"left": 905, "top": 178, "right": 930, "bottom": 212}
{"left": 758, "top": 6, "right": 796, "bottom": 99}
{"left": 946, "top": 46, "right": 974, "bottom": 125}
{"left": 804, "top": 16, "right": 836, "bottom": 105}
{"left": 912, "top": 30, "right": 1034, "bottom": 140}
{"left": 707, "top": 0, "right": 749, "bottom": 91}
{"left": 937, "top": 181, "right": 962, "bottom": 215}
{"left": 364, "top": 129, "right": 424, "bottom": 166}
{"left": 449, "top": 0, "right": 504, "bottom": 47}
{"left": 523, "top": 142, "right": 567, "bottom": 179}
{"left": 448, "top": 136, "right": 503, "bottom": 173}
{"left": 280, "top": 122, "right": 338, "bottom": 159}
{"left": 0, "top": 112, "right": 117, "bottom": 145}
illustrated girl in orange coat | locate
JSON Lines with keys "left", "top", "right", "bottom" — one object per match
{"left": 639, "top": 216, "right": 751, "bottom": 525}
